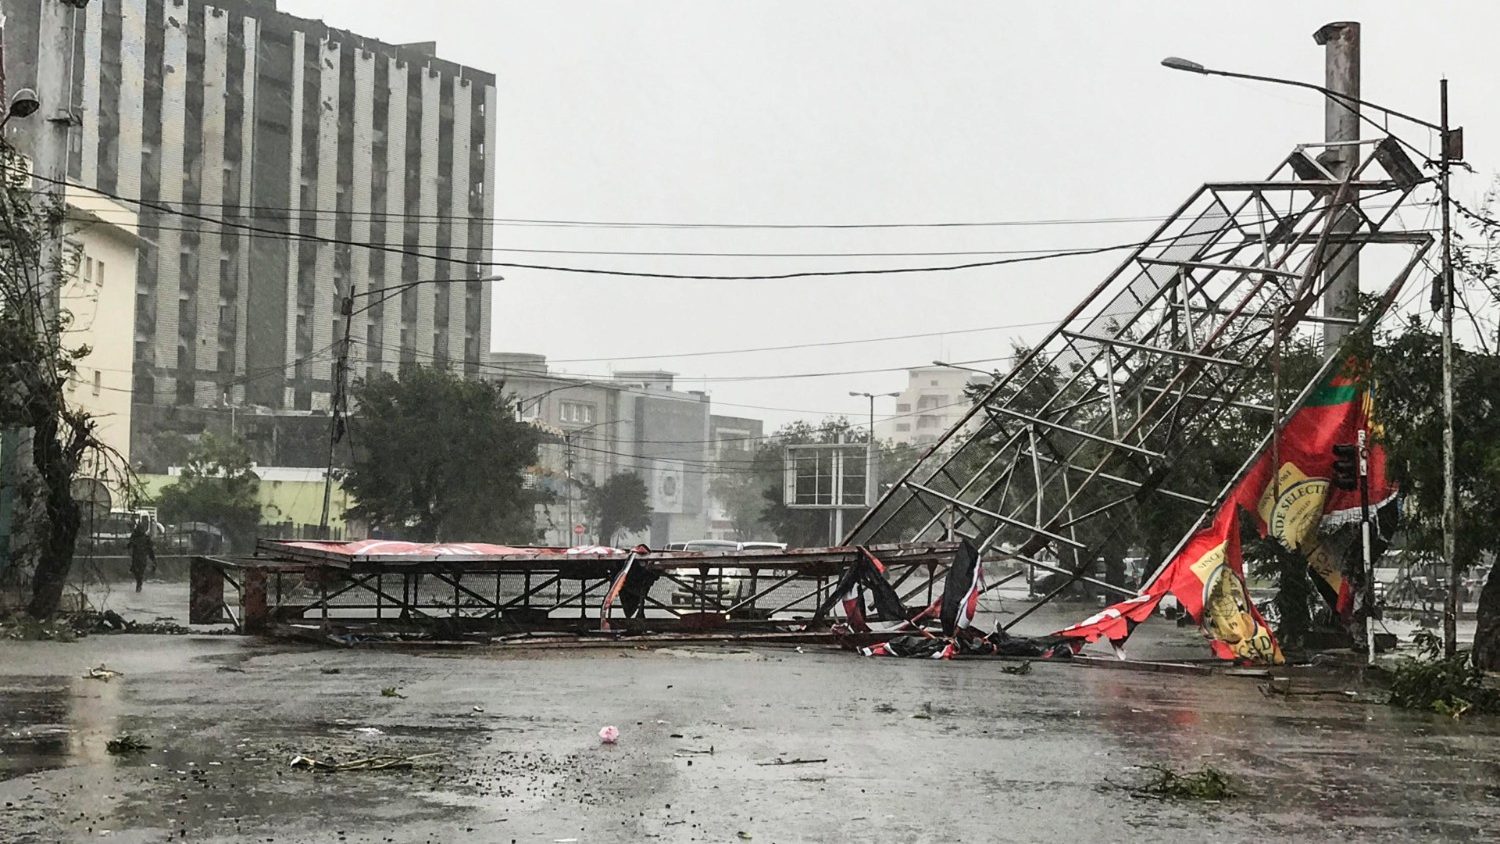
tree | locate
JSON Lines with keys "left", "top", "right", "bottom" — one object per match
{"left": 578, "top": 472, "right": 652, "bottom": 547}
{"left": 1375, "top": 318, "right": 1500, "bottom": 668}
{"left": 0, "top": 141, "right": 120, "bottom": 618}
{"left": 153, "top": 434, "right": 262, "bottom": 551}
{"left": 342, "top": 367, "right": 541, "bottom": 543}
{"left": 1372, "top": 182, "right": 1500, "bottom": 668}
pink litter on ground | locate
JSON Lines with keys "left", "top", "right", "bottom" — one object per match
{"left": 598, "top": 725, "right": 620, "bottom": 744}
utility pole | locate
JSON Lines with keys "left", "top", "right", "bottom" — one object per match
{"left": 3, "top": 2, "right": 83, "bottom": 573}
{"left": 1358, "top": 429, "right": 1375, "bottom": 664}
{"left": 849, "top": 391, "right": 898, "bottom": 535}
{"left": 1313, "top": 21, "right": 1360, "bottom": 347}
{"left": 319, "top": 293, "right": 354, "bottom": 537}
{"left": 564, "top": 431, "right": 575, "bottom": 547}
{"left": 33, "top": 0, "right": 86, "bottom": 324}
{"left": 1439, "top": 78, "right": 1459, "bottom": 657}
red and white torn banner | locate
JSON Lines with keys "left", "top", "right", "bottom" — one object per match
{"left": 940, "top": 540, "right": 985, "bottom": 636}
{"left": 1057, "top": 500, "right": 1283, "bottom": 664}
{"left": 1055, "top": 360, "right": 1396, "bottom": 664}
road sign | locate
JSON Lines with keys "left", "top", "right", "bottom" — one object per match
{"left": 573, "top": 524, "right": 586, "bottom": 536}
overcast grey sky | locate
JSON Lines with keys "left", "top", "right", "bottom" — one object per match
{"left": 281, "top": 0, "right": 1500, "bottom": 430}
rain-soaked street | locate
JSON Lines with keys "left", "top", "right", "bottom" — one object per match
{"left": 2, "top": 582, "right": 1499, "bottom": 843}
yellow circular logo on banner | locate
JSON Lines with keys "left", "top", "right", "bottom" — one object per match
{"left": 1268, "top": 476, "right": 1330, "bottom": 551}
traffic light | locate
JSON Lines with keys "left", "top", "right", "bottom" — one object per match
{"left": 1331, "top": 443, "right": 1359, "bottom": 490}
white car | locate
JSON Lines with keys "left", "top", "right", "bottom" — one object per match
{"left": 666, "top": 540, "right": 777, "bottom": 609}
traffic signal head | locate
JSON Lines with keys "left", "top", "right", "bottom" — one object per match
{"left": 1331, "top": 443, "right": 1358, "bottom": 490}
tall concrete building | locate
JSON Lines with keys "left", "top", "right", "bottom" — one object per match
{"left": 3, "top": 0, "right": 497, "bottom": 456}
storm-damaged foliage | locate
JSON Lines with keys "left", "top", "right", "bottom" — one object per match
{"left": 1387, "top": 631, "right": 1500, "bottom": 719}
{"left": 0, "top": 141, "right": 124, "bottom": 619}
{"left": 1120, "top": 764, "right": 1235, "bottom": 801}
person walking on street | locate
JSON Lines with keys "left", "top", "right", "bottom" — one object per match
{"left": 128, "top": 518, "right": 157, "bottom": 593}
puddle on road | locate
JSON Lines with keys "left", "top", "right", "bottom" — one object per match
{"left": 0, "top": 677, "right": 131, "bottom": 780}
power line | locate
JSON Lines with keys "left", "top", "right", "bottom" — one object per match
{"left": 22, "top": 167, "right": 1155, "bottom": 281}
{"left": 41, "top": 192, "right": 1208, "bottom": 229}
{"left": 114, "top": 221, "right": 1147, "bottom": 258}
{"left": 541, "top": 318, "right": 1060, "bottom": 364}
{"left": 345, "top": 335, "right": 1010, "bottom": 386}
{"left": 45, "top": 192, "right": 1406, "bottom": 231}
{"left": 350, "top": 340, "right": 986, "bottom": 445}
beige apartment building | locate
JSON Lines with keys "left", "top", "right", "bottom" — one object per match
{"left": 61, "top": 186, "right": 145, "bottom": 477}
{"left": 876, "top": 365, "right": 986, "bottom": 447}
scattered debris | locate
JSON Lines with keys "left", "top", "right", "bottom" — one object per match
{"left": 673, "top": 747, "right": 714, "bottom": 757}
{"left": 288, "top": 752, "right": 438, "bottom": 772}
{"left": 83, "top": 664, "right": 123, "bottom": 682}
{"left": 380, "top": 687, "right": 406, "bottom": 699}
{"left": 599, "top": 725, "right": 620, "bottom": 744}
{"left": 352, "top": 727, "right": 385, "bottom": 738}
{"left": 1001, "top": 661, "right": 1033, "bottom": 676}
{"left": 1259, "top": 678, "right": 1357, "bottom": 699}
{"left": 1, "top": 615, "right": 78, "bottom": 642}
{"left": 1122, "top": 764, "right": 1234, "bottom": 801}
{"left": 105, "top": 734, "right": 151, "bottom": 755}
{"left": 320, "top": 667, "right": 342, "bottom": 675}
{"left": 756, "top": 757, "right": 827, "bottom": 767}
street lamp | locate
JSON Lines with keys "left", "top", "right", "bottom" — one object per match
{"left": 849, "top": 391, "right": 900, "bottom": 510}
{"left": 1159, "top": 57, "right": 1448, "bottom": 136}
{"left": 931, "top": 360, "right": 998, "bottom": 380}
{"left": 1161, "top": 55, "right": 1465, "bottom": 657}
{"left": 0, "top": 88, "right": 41, "bottom": 128}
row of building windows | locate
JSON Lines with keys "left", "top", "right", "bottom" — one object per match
{"left": 560, "top": 401, "right": 597, "bottom": 424}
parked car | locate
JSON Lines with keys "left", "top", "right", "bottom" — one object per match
{"left": 667, "top": 540, "right": 763, "bottom": 609}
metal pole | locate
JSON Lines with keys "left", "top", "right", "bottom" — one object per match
{"left": 832, "top": 430, "right": 845, "bottom": 545}
{"left": 319, "top": 294, "right": 353, "bottom": 536}
{"left": 1440, "top": 78, "right": 1458, "bottom": 658}
{"left": 565, "top": 433, "right": 575, "bottom": 547}
{"left": 1313, "top": 21, "right": 1361, "bottom": 347}
{"left": 1359, "top": 428, "right": 1374, "bottom": 664}
{"left": 32, "top": 1, "right": 78, "bottom": 315}
{"left": 866, "top": 395, "right": 877, "bottom": 514}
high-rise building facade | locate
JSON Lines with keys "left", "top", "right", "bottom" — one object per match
{"left": 4, "top": 0, "right": 496, "bottom": 452}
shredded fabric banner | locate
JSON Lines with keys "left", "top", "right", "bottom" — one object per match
{"left": 1056, "top": 358, "right": 1391, "bottom": 664}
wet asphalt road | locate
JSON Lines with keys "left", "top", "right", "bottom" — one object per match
{"left": 2, "top": 584, "right": 1499, "bottom": 843}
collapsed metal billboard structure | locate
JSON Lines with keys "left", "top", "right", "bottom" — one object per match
{"left": 846, "top": 138, "right": 1433, "bottom": 626}
{"left": 194, "top": 138, "right": 1434, "bottom": 644}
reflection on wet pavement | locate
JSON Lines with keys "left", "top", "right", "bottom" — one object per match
{"left": 0, "top": 585, "right": 1498, "bottom": 843}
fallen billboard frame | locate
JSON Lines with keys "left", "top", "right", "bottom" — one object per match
{"left": 191, "top": 539, "right": 960, "bottom": 639}
{"left": 841, "top": 137, "right": 1434, "bottom": 652}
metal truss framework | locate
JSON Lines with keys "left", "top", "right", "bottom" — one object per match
{"left": 848, "top": 138, "right": 1435, "bottom": 626}
{"left": 192, "top": 541, "right": 958, "bottom": 635}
